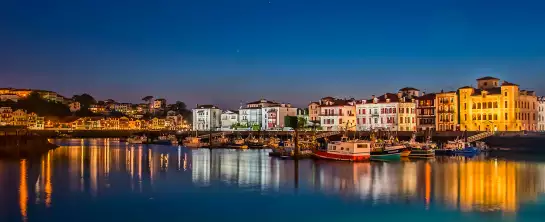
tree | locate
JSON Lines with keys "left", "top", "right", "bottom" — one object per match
{"left": 72, "top": 93, "right": 96, "bottom": 107}
{"left": 142, "top": 96, "right": 153, "bottom": 103}
{"left": 15, "top": 92, "right": 71, "bottom": 117}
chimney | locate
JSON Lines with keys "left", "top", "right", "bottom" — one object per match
{"left": 397, "top": 92, "right": 402, "bottom": 98}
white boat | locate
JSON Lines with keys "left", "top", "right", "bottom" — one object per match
{"left": 313, "top": 136, "right": 372, "bottom": 161}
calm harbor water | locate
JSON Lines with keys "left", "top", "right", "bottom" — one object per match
{"left": 1, "top": 139, "right": 545, "bottom": 222}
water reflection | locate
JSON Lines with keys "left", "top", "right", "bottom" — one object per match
{"left": 1, "top": 139, "right": 545, "bottom": 222}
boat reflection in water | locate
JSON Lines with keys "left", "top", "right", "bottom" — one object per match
{"left": 1, "top": 139, "right": 545, "bottom": 222}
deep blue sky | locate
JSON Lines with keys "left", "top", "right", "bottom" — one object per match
{"left": 1, "top": 0, "right": 544, "bottom": 109}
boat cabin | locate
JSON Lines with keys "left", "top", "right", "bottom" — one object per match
{"left": 327, "top": 140, "right": 372, "bottom": 154}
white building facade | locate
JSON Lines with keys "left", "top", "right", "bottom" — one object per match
{"left": 356, "top": 94, "right": 399, "bottom": 131}
{"left": 539, "top": 97, "right": 545, "bottom": 131}
{"left": 238, "top": 99, "right": 282, "bottom": 130}
{"left": 192, "top": 105, "right": 221, "bottom": 131}
{"left": 319, "top": 97, "right": 356, "bottom": 131}
{"left": 262, "top": 105, "right": 298, "bottom": 130}
{"left": 220, "top": 110, "right": 239, "bottom": 130}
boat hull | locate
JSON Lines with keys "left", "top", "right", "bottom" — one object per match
{"left": 409, "top": 149, "right": 435, "bottom": 158}
{"left": 435, "top": 149, "right": 455, "bottom": 155}
{"left": 313, "top": 151, "right": 370, "bottom": 162}
{"left": 454, "top": 147, "right": 480, "bottom": 154}
{"left": 400, "top": 148, "right": 412, "bottom": 157}
{"left": 371, "top": 149, "right": 403, "bottom": 160}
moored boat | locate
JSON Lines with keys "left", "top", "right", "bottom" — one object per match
{"left": 183, "top": 137, "right": 207, "bottom": 148}
{"left": 228, "top": 138, "right": 248, "bottom": 149}
{"left": 313, "top": 136, "right": 371, "bottom": 162}
{"left": 128, "top": 135, "right": 147, "bottom": 144}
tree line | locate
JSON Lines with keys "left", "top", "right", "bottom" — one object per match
{"left": 0, "top": 92, "right": 192, "bottom": 121}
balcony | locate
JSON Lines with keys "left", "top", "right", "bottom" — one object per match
{"left": 319, "top": 113, "right": 340, "bottom": 116}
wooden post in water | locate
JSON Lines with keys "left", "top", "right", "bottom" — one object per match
{"left": 294, "top": 129, "right": 299, "bottom": 159}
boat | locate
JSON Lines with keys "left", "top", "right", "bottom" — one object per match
{"left": 128, "top": 135, "right": 147, "bottom": 144}
{"left": 405, "top": 133, "right": 436, "bottom": 158}
{"left": 313, "top": 136, "right": 371, "bottom": 161}
{"left": 228, "top": 138, "right": 248, "bottom": 149}
{"left": 211, "top": 134, "right": 229, "bottom": 147}
{"left": 247, "top": 136, "right": 265, "bottom": 149}
{"left": 370, "top": 145, "right": 404, "bottom": 160}
{"left": 436, "top": 138, "right": 465, "bottom": 155}
{"left": 183, "top": 137, "right": 207, "bottom": 148}
{"left": 154, "top": 135, "right": 172, "bottom": 145}
{"left": 454, "top": 146, "right": 480, "bottom": 154}
{"left": 371, "top": 135, "right": 407, "bottom": 160}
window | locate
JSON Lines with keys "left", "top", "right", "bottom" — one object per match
{"left": 357, "top": 118, "right": 360, "bottom": 124}
{"left": 483, "top": 103, "right": 487, "bottom": 109}
{"left": 412, "top": 117, "right": 415, "bottom": 123}
{"left": 488, "top": 102, "right": 492, "bottom": 109}
{"left": 478, "top": 115, "right": 481, "bottom": 120}
{"left": 389, "top": 108, "right": 393, "bottom": 113}
{"left": 505, "top": 101, "right": 508, "bottom": 108}
{"left": 400, "top": 118, "right": 403, "bottom": 124}
{"left": 473, "top": 103, "right": 476, "bottom": 109}
{"left": 393, "top": 108, "right": 396, "bottom": 113}
{"left": 465, "top": 114, "right": 467, "bottom": 121}
{"left": 505, "top": 92, "right": 507, "bottom": 96}
{"left": 483, "top": 115, "right": 487, "bottom": 120}
{"left": 494, "top": 114, "right": 498, "bottom": 120}
{"left": 478, "top": 103, "right": 481, "bottom": 109}
{"left": 494, "top": 102, "right": 498, "bottom": 108}
{"left": 406, "top": 108, "right": 409, "bottom": 113}
{"left": 505, "top": 113, "right": 508, "bottom": 120}
{"left": 464, "top": 103, "right": 467, "bottom": 110}
{"left": 357, "top": 144, "right": 367, "bottom": 148}
{"left": 362, "top": 118, "right": 366, "bottom": 124}
{"left": 374, "top": 118, "right": 378, "bottom": 124}
{"left": 488, "top": 114, "right": 492, "bottom": 121}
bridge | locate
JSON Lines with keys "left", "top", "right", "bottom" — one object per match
{"left": 466, "top": 131, "right": 495, "bottom": 143}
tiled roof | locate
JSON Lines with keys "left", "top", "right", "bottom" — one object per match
{"left": 246, "top": 99, "right": 278, "bottom": 105}
{"left": 477, "top": 76, "right": 499, "bottom": 80}
{"left": 416, "top": 93, "right": 436, "bottom": 100}
{"left": 358, "top": 93, "right": 400, "bottom": 104}
{"left": 319, "top": 99, "right": 354, "bottom": 107}
{"left": 472, "top": 87, "right": 502, "bottom": 96}
{"left": 502, "top": 81, "right": 519, "bottom": 86}
{"left": 195, "top": 104, "right": 219, "bottom": 109}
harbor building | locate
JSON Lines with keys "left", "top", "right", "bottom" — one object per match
{"left": 238, "top": 99, "right": 279, "bottom": 129}
{"left": 458, "top": 77, "right": 537, "bottom": 131}
{"left": 319, "top": 97, "right": 356, "bottom": 131}
{"left": 538, "top": 97, "right": 545, "bottom": 131}
{"left": 308, "top": 101, "right": 320, "bottom": 123}
{"left": 416, "top": 93, "right": 436, "bottom": 131}
{"left": 261, "top": 103, "right": 297, "bottom": 130}
{"left": 192, "top": 104, "right": 221, "bottom": 131}
{"left": 435, "top": 91, "right": 458, "bottom": 131}
{"left": 220, "top": 110, "right": 239, "bottom": 130}
{"left": 356, "top": 94, "right": 400, "bottom": 131}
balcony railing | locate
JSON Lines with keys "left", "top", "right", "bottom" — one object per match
{"left": 319, "top": 113, "right": 340, "bottom": 116}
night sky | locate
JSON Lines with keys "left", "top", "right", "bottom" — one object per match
{"left": 1, "top": 0, "right": 544, "bottom": 109}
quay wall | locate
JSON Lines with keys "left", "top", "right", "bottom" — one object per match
{"left": 0, "top": 135, "right": 58, "bottom": 159}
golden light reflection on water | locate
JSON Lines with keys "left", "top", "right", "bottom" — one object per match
{"left": 9, "top": 139, "right": 545, "bottom": 219}
{"left": 19, "top": 159, "right": 27, "bottom": 222}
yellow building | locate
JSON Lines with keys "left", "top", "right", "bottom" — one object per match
{"left": 436, "top": 91, "right": 458, "bottom": 131}
{"left": 458, "top": 77, "right": 537, "bottom": 131}
{"left": 12, "top": 109, "right": 28, "bottom": 126}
